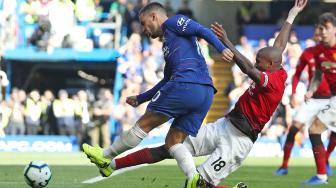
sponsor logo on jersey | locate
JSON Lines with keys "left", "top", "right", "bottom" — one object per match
{"left": 163, "top": 46, "right": 170, "bottom": 57}
{"left": 182, "top": 19, "right": 191, "bottom": 32}
{"left": 321, "top": 61, "right": 336, "bottom": 69}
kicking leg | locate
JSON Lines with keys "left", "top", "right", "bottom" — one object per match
{"left": 109, "top": 118, "right": 222, "bottom": 171}
{"left": 82, "top": 111, "right": 169, "bottom": 176}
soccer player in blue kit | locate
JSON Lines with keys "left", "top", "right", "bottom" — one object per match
{"left": 82, "top": 2, "right": 233, "bottom": 186}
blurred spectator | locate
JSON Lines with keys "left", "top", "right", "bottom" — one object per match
{"left": 0, "top": 101, "right": 11, "bottom": 137}
{"left": 75, "top": 0, "right": 98, "bottom": 23}
{"left": 40, "top": 90, "right": 57, "bottom": 135}
{"left": 236, "top": 2, "right": 255, "bottom": 25}
{"left": 177, "top": 0, "right": 193, "bottom": 19}
{"left": 251, "top": 8, "right": 270, "bottom": 24}
{"left": 109, "top": 0, "right": 127, "bottom": 15}
{"left": 25, "top": 90, "right": 42, "bottom": 135}
{"left": 0, "top": 0, "right": 18, "bottom": 54}
{"left": 6, "top": 88, "right": 25, "bottom": 135}
{"left": 134, "top": 0, "right": 149, "bottom": 20}
{"left": 118, "top": 33, "right": 143, "bottom": 77}
{"left": 236, "top": 2, "right": 255, "bottom": 34}
{"left": 90, "top": 88, "right": 114, "bottom": 147}
{"left": 235, "top": 35, "right": 255, "bottom": 62}
{"left": 74, "top": 90, "right": 91, "bottom": 146}
{"left": 228, "top": 80, "right": 249, "bottom": 112}
{"left": 48, "top": 0, "right": 75, "bottom": 48}
{"left": 164, "top": 0, "right": 175, "bottom": 17}
{"left": 124, "top": 1, "right": 138, "bottom": 37}
{"left": 28, "top": 19, "right": 51, "bottom": 51}
{"left": 255, "top": 38, "right": 267, "bottom": 51}
{"left": 0, "top": 70, "right": 9, "bottom": 101}
{"left": 53, "top": 89, "right": 76, "bottom": 136}
{"left": 199, "top": 39, "right": 214, "bottom": 75}
{"left": 20, "top": 0, "right": 42, "bottom": 24}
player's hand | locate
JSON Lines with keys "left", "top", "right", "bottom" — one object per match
{"left": 290, "top": 93, "right": 297, "bottom": 108}
{"left": 289, "top": 0, "right": 308, "bottom": 17}
{"left": 304, "top": 90, "right": 313, "bottom": 102}
{"left": 126, "top": 96, "right": 139, "bottom": 107}
{"left": 221, "top": 48, "right": 234, "bottom": 63}
{"left": 211, "top": 22, "right": 228, "bottom": 42}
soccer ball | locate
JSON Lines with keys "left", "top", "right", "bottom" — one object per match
{"left": 23, "top": 160, "right": 52, "bottom": 188}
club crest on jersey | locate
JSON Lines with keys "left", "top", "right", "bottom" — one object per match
{"left": 177, "top": 17, "right": 186, "bottom": 26}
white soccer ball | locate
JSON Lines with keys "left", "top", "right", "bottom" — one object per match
{"left": 23, "top": 160, "right": 52, "bottom": 188}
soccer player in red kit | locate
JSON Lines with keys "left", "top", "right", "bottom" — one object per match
{"left": 95, "top": 1, "right": 307, "bottom": 187}
{"left": 274, "top": 27, "right": 334, "bottom": 176}
{"left": 303, "top": 12, "right": 336, "bottom": 185}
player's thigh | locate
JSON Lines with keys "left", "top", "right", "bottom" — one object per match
{"left": 316, "top": 97, "right": 336, "bottom": 132}
{"left": 294, "top": 98, "right": 329, "bottom": 125}
{"left": 183, "top": 118, "right": 227, "bottom": 156}
{"left": 197, "top": 124, "right": 253, "bottom": 185}
{"left": 171, "top": 101, "right": 213, "bottom": 138}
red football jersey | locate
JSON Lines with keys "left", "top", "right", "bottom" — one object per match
{"left": 316, "top": 44, "right": 336, "bottom": 95}
{"left": 292, "top": 44, "right": 331, "bottom": 97}
{"left": 237, "top": 68, "right": 287, "bottom": 133}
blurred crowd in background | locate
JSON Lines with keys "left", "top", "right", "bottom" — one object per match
{"left": 0, "top": 0, "right": 334, "bottom": 147}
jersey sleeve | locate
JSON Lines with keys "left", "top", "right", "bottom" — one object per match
{"left": 258, "top": 71, "right": 269, "bottom": 88}
{"left": 292, "top": 52, "right": 308, "bottom": 94}
{"left": 164, "top": 15, "right": 225, "bottom": 53}
{"left": 136, "top": 78, "right": 168, "bottom": 104}
{"left": 258, "top": 70, "right": 286, "bottom": 90}
{"left": 136, "top": 62, "right": 171, "bottom": 104}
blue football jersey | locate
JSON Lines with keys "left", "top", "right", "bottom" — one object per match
{"left": 161, "top": 14, "right": 225, "bottom": 86}
{"left": 137, "top": 15, "right": 225, "bottom": 103}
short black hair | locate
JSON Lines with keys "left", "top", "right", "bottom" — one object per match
{"left": 139, "top": 2, "right": 167, "bottom": 16}
{"left": 318, "top": 12, "right": 336, "bottom": 26}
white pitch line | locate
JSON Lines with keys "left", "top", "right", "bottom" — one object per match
{"left": 81, "top": 164, "right": 147, "bottom": 184}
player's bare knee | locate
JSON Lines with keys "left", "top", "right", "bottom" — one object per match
{"left": 165, "top": 131, "right": 187, "bottom": 149}
{"left": 292, "top": 121, "right": 304, "bottom": 130}
{"left": 308, "top": 118, "right": 326, "bottom": 134}
{"left": 137, "top": 112, "right": 169, "bottom": 133}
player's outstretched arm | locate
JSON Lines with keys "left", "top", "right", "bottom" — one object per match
{"left": 273, "top": 0, "right": 307, "bottom": 52}
{"left": 133, "top": 78, "right": 168, "bottom": 107}
{"left": 211, "top": 23, "right": 261, "bottom": 84}
{"left": 165, "top": 15, "right": 227, "bottom": 54}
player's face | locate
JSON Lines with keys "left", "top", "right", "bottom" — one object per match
{"left": 255, "top": 52, "right": 269, "bottom": 71}
{"left": 318, "top": 22, "right": 336, "bottom": 46}
{"left": 140, "top": 13, "right": 161, "bottom": 39}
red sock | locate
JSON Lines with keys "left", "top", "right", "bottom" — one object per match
{"left": 310, "top": 134, "right": 326, "bottom": 174}
{"left": 281, "top": 142, "right": 294, "bottom": 169}
{"left": 115, "top": 148, "right": 154, "bottom": 169}
{"left": 281, "top": 126, "right": 299, "bottom": 169}
{"left": 312, "top": 145, "right": 327, "bottom": 174}
{"left": 326, "top": 132, "right": 336, "bottom": 163}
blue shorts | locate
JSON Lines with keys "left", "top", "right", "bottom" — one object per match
{"left": 147, "top": 81, "right": 214, "bottom": 137}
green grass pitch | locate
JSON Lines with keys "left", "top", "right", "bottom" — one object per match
{"left": 0, "top": 152, "right": 335, "bottom": 188}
